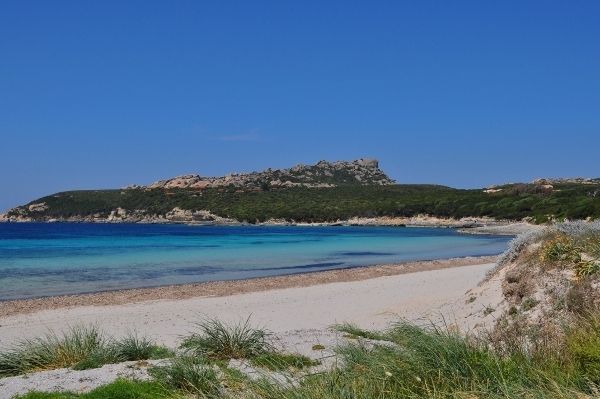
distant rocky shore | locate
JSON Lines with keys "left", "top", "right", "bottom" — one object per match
{"left": 0, "top": 207, "right": 240, "bottom": 225}
{"left": 0, "top": 209, "right": 534, "bottom": 235}
{"left": 4, "top": 157, "right": 595, "bottom": 227}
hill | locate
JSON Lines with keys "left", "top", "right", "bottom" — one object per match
{"left": 2, "top": 159, "right": 599, "bottom": 224}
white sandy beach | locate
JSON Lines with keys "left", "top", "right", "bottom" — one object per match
{"left": 0, "top": 262, "right": 498, "bottom": 348}
{"left": 0, "top": 260, "right": 507, "bottom": 397}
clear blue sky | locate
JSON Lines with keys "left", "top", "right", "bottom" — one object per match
{"left": 1, "top": 1, "right": 599, "bottom": 211}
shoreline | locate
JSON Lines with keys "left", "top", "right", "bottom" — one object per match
{"left": 0, "top": 217, "right": 532, "bottom": 236}
{"left": 0, "top": 255, "right": 497, "bottom": 318}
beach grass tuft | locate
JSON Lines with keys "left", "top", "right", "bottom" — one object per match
{"left": 180, "top": 317, "right": 272, "bottom": 360}
{"left": 0, "top": 325, "right": 109, "bottom": 376}
{"left": 0, "top": 326, "right": 172, "bottom": 377}
{"left": 113, "top": 333, "right": 174, "bottom": 361}
{"left": 149, "top": 356, "right": 221, "bottom": 397}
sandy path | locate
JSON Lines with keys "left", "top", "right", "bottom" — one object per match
{"left": 0, "top": 263, "right": 494, "bottom": 348}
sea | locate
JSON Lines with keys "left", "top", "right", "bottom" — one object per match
{"left": 0, "top": 223, "right": 512, "bottom": 300}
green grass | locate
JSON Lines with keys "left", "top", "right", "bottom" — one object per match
{"left": 180, "top": 317, "right": 272, "bottom": 360}
{"left": 149, "top": 356, "right": 221, "bottom": 397}
{"left": 15, "top": 379, "right": 169, "bottom": 399}
{"left": 334, "top": 323, "right": 388, "bottom": 341}
{"left": 243, "top": 322, "right": 597, "bottom": 398}
{"left": 250, "top": 352, "right": 320, "bottom": 371}
{"left": 565, "top": 314, "right": 600, "bottom": 384}
{"left": 0, "top": 326, "right": 110, "bottom": 376}
{"left": 113, "top": 334, "right": 174, "bottom": 361}
{"left": 0, "top": 327, "right": 172, "bottom": 377}
{"left": 14, "top": 317, "right": 600, "bottom": 398}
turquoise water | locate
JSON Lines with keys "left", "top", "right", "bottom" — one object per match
{"left": 0, "top": 223, "right": 511, "bottom": 300}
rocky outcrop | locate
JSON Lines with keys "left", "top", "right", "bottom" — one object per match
{"left": 533, "top": 177, "right": 600, "bottom": 185}
{"left": 28, "top": 202, "right": 48, "bottom": 212}
{"left": 2, "top": 207, "right": 34, "bottom": 222}
{"left": 344, "top": 215, "right": 520, "bottom": 229}
{"left": 146, "top": 158, "right": 394, "bottom": 190}
{"left": 163, "top": 208, "right": 236, "bottom": 224}
{"left": 2, "top": 158, "right": 397, "bottom": 224}
{"left": 0, "top": 207, "right": 239, "bottom": 225}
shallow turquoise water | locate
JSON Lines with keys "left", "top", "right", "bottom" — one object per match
{"left": 0, "top": 223, "right": 511, "bottom": 300}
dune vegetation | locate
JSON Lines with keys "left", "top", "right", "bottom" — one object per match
{"left": 9, "top": 222, "right": 600, "bottom": 398}
{"left": 14, "top": 317, "right": 600, "bottom": 398}
{"left": 0, "top": 326, "right": 171, "bottom": 377}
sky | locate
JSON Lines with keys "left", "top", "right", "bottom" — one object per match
{"left": 1, "top": 1, "right": 599, "bottom": 211}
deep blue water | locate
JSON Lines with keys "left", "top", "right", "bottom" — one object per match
{"left": 0, "top": 223, "right": 511, "bottom": 300}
